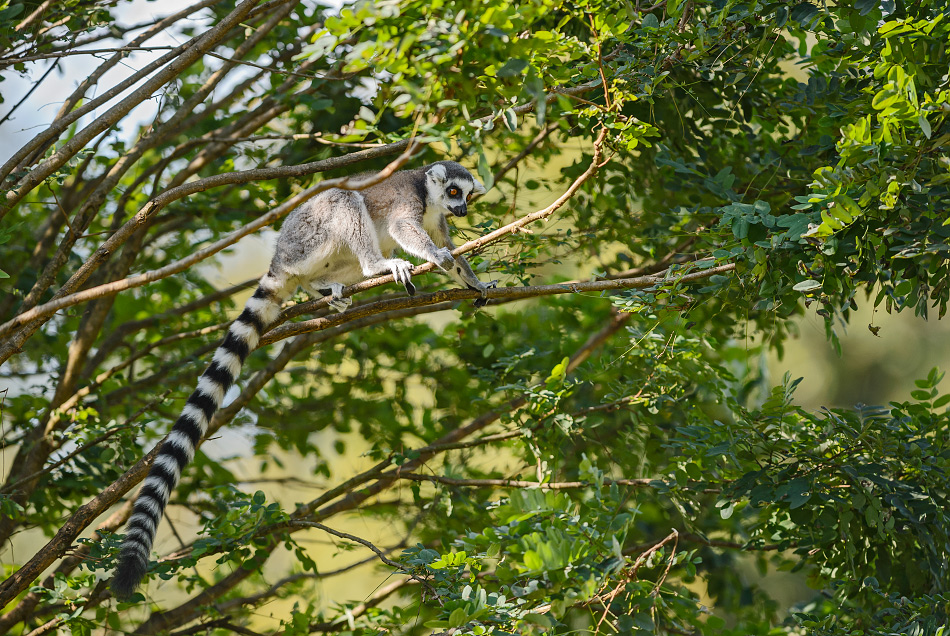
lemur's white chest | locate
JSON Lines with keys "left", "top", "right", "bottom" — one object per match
{"left": 422, "top": 205, "right": 445, "bottom": 236}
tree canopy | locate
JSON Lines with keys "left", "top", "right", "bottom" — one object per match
{"left": 1, "top": 0, "right": 949, "bottom": 634}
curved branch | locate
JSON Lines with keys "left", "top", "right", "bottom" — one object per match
{"left": 0, "top": 142, "right": 418, "bottom": 361}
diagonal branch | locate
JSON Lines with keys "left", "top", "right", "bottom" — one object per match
{"left": 0, "top": 141, "right": 419, "bottom": 362}
{"left": 0, "top": 0, "right": 265, "bottom": 204}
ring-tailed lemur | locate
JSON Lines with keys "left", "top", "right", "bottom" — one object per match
{"left": 111, "top": 161, "right": 494, "bottom": 599}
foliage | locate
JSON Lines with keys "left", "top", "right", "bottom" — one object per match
{"left": 0, "top": 0, "right": 949, "bottom": 635}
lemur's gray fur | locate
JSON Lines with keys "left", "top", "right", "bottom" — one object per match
{"left": 112, "top": 161, "right": 493, "bottom": 599}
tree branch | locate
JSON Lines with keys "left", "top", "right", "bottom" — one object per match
{"left": 0, "top": 0, "right": 255, "bottom": 196}
{"left": 262, "top": 263, "right": 736, "bottom": 346}
{"left": 0, "top": 140, "right": 419, "bottom": 362}
{"left": 0, "top": 45, "right": 177, "bottom": 66}
{"left": 396, "top": 473, "right": 657, "bottom": 490}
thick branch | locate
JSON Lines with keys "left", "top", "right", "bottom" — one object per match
{"left": 262, "top": 263, "right": 736, "bottom": 346}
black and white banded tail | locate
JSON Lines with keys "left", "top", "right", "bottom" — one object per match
{"left": 111, "top": 277, "right": 284, "bottom": 599}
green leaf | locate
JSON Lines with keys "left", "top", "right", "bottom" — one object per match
{"left": 477, "top": 150, "right": 494, "bottom": 191}
{"left": 448, "top": 608, "right": 468, "bottom": 628}
{"left": 793, "top": 280, "right": 822, "bottom": 292}
{"left": 787, "top": 479, "right": 811, "bottom": 509}
{"left": 523, "top": 613, "right": 555, "bottom": 627}
{"left": 707, "top": 615, "right": 726, "bottom": 630}
{"left": 497, "top": 59, "right": 528, "bottom": 78}
{"left": 932, "top": 394, "right": 950, "bottom": 408}
{"left": 503, "top": 108, "right": 517, "bottom": 132}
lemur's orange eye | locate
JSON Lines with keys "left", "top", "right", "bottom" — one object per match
{"left": 466, "top": 193, "right": 473, "bottom": 202}
{"left": 448, "top": 187, "right": 459, "bottom": 197}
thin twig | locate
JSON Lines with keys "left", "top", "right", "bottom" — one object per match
{"left": 0, "top": 45, "right": 176, "bottom": 66}
{"left": 397, "top": 473, "right": 656, "bottom": 489}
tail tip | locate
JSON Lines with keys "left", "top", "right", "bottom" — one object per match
{"left": 111, "top": 554, "right": 148, "bottom": 601}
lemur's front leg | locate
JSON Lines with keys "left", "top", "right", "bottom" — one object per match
{"left": 390, "top": 217, "right": 496, "bottom": 305}
{"left": 433, "top": 216, "right": 497, "bottom": 306}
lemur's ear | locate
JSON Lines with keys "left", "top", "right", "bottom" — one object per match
{"left": 472, "top": 177, "right": 487, "bottom": 195}
{"left": 426, "top": 164, "right": 447, "bottom": 184}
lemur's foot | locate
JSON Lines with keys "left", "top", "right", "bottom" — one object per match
{"left": 318, "top": 283, "right": 352, "bottom": 313}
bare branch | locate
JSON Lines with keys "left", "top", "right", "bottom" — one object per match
{"left": 491, "top": 122, "right": 559, "bottom": 185}
{"left": 6, "top": 0, "right": 299, "bottom": 329}
{"left": 288, "top": 521, "right": 412, "bottom": 577}
{"left": 0, "top": 45, "right": 177, "bottom": 66}
{"left": 13, "top": 0, "right": 53, "bottom": 32}
{"left": 0, "top": 0, "right": 233, "bottom": 190}
{"left": 0, "top": 59, "right": 59, "bottom": 126}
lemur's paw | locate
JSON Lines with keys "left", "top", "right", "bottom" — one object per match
{"left": 326, "top": 283, "right": 351, "bottom": 313}
{"left": 328, "top": 296, "right": 352, "bottom": 313}
{"left": 386, "top": 259, "right": 414, "bottom": 286}
{"left": 469, "top": 280, "right": 497, "bottom": 307}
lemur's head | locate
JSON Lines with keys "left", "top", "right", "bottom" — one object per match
{"left": 424, "top": 161, "right": 486, "bottom": 217}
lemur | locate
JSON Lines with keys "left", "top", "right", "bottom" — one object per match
{"left": 111, "top": 161, "right": 494, "bottom": 599}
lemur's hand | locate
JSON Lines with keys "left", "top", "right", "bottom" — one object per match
{"left": 386, "top": 259, "right": 414, "bottom": 287}
{"left": 432, "top": 247, "right": 456, "bottom": 271}
{"left": 469, "top": 279, "right": 497, "bottom": 308}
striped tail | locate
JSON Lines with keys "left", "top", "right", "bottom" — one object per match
{"left": 111, "top": 277, "right": 284, "bottom": 600}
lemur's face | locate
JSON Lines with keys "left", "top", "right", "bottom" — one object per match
{"left": 426, "top": 163, "right": 487, "bottom": 217}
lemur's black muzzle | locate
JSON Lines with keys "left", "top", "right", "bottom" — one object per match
{"left": 450, "top": 204, "right": 467, "bottom": 217}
